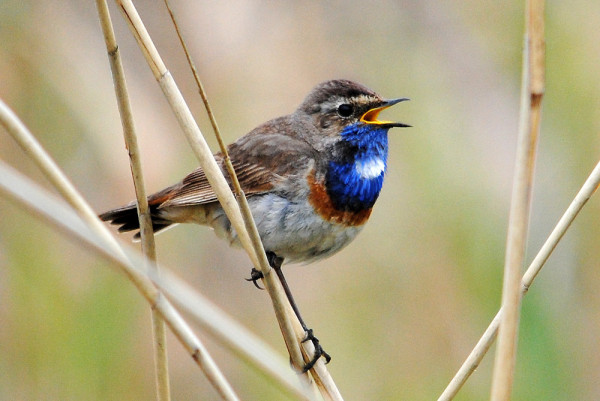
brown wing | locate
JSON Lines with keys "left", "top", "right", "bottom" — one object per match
{"left": 154, "top": 119, "right": 315, "bottom": 209}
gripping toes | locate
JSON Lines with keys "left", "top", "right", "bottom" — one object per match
{"left": 301, "top": 328, "right": 331, "bottom": 372}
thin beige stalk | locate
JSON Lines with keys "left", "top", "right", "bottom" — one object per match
{"left": 114, "top": 0, "right": 333, "bottom": 392}
{"left": 490, "top": 1, "right": 545, "bottom": 399}
{"left": 0, "top": 160, "right": 314, "bottom": 401}
{"left": 95, "top": 2, "right": 170, "bottom": 399}
{"left": 161, "top": 2, "right": 339, "bottom": 397}
{"left": 113, "top": 0, "right": 256, "bottom": 264}
{"left": 0, "top": 100, "right": 239, "bottom": 401}
{"left": 438, "top": 159, "right": 600, "bottom": 401}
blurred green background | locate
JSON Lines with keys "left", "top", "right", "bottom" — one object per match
{"left": 1, "top": 1, "right": 599, "bottom": 400}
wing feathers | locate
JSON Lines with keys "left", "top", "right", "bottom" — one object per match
{"left": 158, "top": 160, "right": 279, "bottom": 208}
{"left": 153, "top": 125, "right": 314, "bottom": 209}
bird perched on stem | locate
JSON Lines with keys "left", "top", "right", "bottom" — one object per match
{"left": 100, "top": 79, "right": 410, "bottom": 370}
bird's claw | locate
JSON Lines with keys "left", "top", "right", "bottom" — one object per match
{"left": 245, "top": 268, "right": 264, "bottom": 290}
{"left": 301, "top": 328, "right": 331, "bottom": 372}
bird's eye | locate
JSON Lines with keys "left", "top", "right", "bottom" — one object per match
{"left": 336, "top": 103, "right": 354, "bottom": 118}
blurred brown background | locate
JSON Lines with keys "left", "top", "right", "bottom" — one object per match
{"left": 1, "top": 1, "right": 599, "bottom": 400}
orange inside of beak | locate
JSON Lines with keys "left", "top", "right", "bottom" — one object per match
{"left": 360, "top": 105, "right": 394, "bottom": 125}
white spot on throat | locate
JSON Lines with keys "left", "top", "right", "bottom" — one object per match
{"left": 355, "top": 158, "right": 385, "bottom": 179}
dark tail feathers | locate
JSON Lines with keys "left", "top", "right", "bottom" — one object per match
{"left": 99, "top": 203, "right": 173, "bottom": 239}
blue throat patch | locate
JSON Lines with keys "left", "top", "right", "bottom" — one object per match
{"left": 326, "top": 123, "right": 389, "bottom": 212}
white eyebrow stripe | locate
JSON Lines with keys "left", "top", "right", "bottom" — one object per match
{"left": 355, "top": 158, "right": 385, "bottom": 179}
{"left": 320, "top": 95, "right": 381, "bottom": 112}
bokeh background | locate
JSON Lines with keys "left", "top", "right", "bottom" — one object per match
{"left": 1, "top": 1, "right": 600, "bottom": 400}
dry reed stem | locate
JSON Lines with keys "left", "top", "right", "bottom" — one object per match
{"left": 438, "top": 158, "right": 600, "bottom": 401}
{"left": 94, "top": 2, "right": 171, "bottom": 399}
{"left": 114, "top": 1, "right": 338, "bottom": 397}
{"left": 113, "top": 0, "right": 256, "bottom": 265}
{"left": 0, "top": 160, "right": 314, "bottom": 401}
{"left": 160, "top": 1, "right": 339, "bottom": 397}
{"left": 490, "top": 1, "right": 545, "bottom": 399}
{"left": 0, "top": 100, "right": 239, "bottom": 401}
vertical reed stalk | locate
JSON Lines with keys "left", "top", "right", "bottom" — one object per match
{"left": 95, "top": 1, "right": 170, "bottom": 399}
{"left": 490, "top": 1, "right": 545, "bottom": 399}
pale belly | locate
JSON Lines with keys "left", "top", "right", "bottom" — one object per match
{"left": 205, "top": 193, "right": 364, "bottom": 264}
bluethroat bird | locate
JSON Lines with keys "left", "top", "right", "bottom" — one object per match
{"left": 100, "top": 79, "right": 410, "bottom": 370}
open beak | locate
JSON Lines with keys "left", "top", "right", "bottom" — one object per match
{"left": 360, "top": 98, "right": 411, "bottom": 128}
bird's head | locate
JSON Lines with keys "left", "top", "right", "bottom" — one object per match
{"left": 296, "top": 79, "right": 410, "bottom": 149}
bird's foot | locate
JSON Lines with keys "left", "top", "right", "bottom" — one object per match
{"left": 245, "top": 268, "right": 264, "bottom": 290}
{"left": 301, "top": 328, "right": 331, "bottom": 372}
{"left": 245, "top": 252, "right": 283, "bottom": 290}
